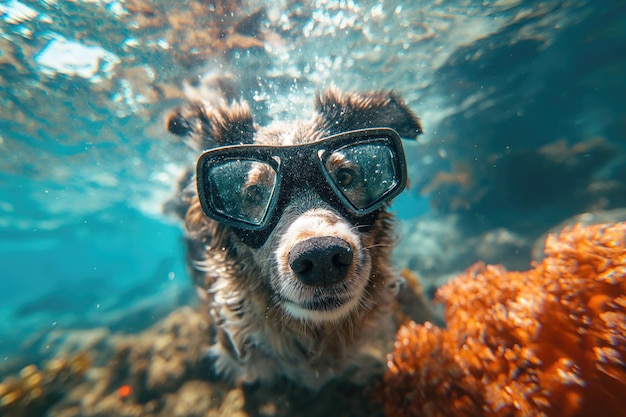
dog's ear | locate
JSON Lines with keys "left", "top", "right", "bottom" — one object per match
{"left": 314, "top": 88, "right": 423, "bottom": 139}
{"left": 166, "top": 101, "right": 256, "bottom": 150}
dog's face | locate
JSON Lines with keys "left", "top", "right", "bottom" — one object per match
{"left": 167, "top": 88, "right": 422, "bottom": 327}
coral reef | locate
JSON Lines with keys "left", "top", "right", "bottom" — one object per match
{"left": 46, "top": 307, "right": 218, "bottom": 417}
{"left": 379, "top": 222, "right": 626, "bottom": 417}
{"left": 0, "top": 352, "right": 91, "bottom": 417}
{"left": 3, "top": 225, "right": 624, "bottom": 417}
{"left": 0, "top": 306, "right": 392, "bottom": 417}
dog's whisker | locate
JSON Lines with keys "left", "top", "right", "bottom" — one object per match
{"left": 362, "top": 243, "right": 392, "bottom": 250}
{"left": 358, "top": 286, "right": 376, "bottom": 313}
{"left": 345, "top": 312, "right": 355, "bottom": 342}
{"left": 350, "top": 223, "right": 372, "bottom": 233}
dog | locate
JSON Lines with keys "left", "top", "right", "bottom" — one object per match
{"left": 166, "top": 87, "right": 423, "bottom": 389}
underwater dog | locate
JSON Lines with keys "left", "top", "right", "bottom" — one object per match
{"left": 166, "top": 88, "right": 423, "bottom": 389}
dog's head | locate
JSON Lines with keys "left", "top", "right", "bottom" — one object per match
{"left": 167, "top": 88, "right": 421, "bottom": 326}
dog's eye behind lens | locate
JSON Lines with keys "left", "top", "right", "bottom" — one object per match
{"left": 206, "top": 160, "right": 277, "bottom": 226}
{"left": 326, "top": 143, "right": 399, "bottom": 210}
{"left": 335, "top": 167, "right": 355, "bottom": 187}
{"left": 244, "top": 184, "right": 268, "bottom": 205}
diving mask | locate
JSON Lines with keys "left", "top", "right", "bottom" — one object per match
{"left": 196, "top": 128, "right": 408, "bottom": 247}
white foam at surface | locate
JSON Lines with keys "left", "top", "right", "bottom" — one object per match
{"left": 0, "top": 0, "right": 38, "bottom": 24}
{"left": 35, "top": 36, "right": 120, "bottom": 81}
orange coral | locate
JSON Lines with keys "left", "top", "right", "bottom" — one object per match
{"left": 379, "top": 222, "right": 626, "bottom": 417}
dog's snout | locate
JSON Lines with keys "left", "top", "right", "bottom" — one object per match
{"left": 288, "top": 236, "right": 353, "bottom": 287}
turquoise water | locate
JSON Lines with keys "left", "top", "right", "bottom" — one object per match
{"left": 1, "top": 0, "right": 625, "bottom": 376}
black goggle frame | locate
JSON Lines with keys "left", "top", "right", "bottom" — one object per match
{"left": 196, "top": 128, "right": 408, "bottom": 248}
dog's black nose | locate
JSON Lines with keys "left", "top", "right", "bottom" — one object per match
{"left": 288, "top": 236, "right": 353, "bottom": 287}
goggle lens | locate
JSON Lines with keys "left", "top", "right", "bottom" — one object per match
{"left": 323, "top": 141, "right": 400, "bottom": 211}
{"left": 206, "top": 159, "right": 278, "bottom": 226}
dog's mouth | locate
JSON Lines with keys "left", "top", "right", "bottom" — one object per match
{"left": 279, "top": 292, "right": 351, "bottom": 312}
{"left": 279, "top": 291, "right": 363, "bottom": 323}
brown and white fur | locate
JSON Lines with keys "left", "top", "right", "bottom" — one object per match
{"left": 166, "top": 87, "right": 423, "bottom": 390}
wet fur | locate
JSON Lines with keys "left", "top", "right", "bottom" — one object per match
{"left": 167, "top": 87, "right": 422, "bottom": 389}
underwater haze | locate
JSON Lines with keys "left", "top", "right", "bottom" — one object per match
{"left": 1, "top": 0, "right": 625, "bottom": 411}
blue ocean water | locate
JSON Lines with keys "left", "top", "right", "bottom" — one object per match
{"left": 1, "top": 0, "right": 625, "bottom": 382}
